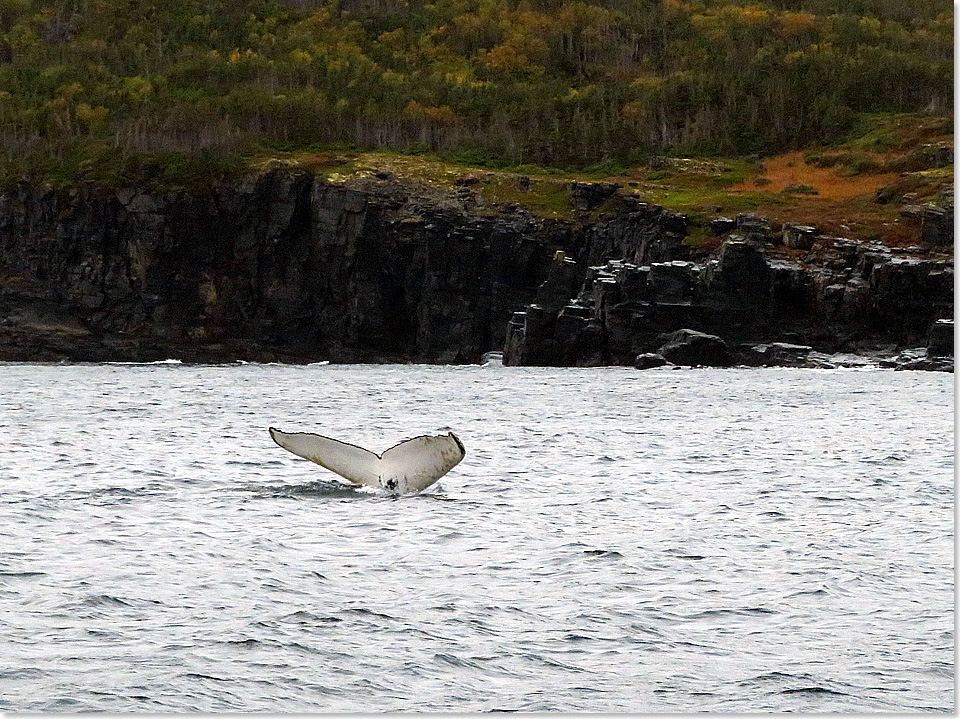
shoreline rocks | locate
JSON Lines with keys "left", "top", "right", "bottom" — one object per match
{"left": 634, "top": 352, "right": 668, "bottom": 370}
{"left": 881, "top": 348, "right": 954, "bottom": 373}
{"left": 0, "top": 173, "right": 953, "bottom": 368}
{"left": 657, "top": 329, "right": 732, "bottom": 367}
{"left": 503, "top": 227, "right": 952, "bottom": 370}
{"left": 927, "top": 318, "right": 954, "bottom": 357}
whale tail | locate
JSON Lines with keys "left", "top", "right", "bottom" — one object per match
{"left": 269, "top": 428, "right": 465, "bottom": 493}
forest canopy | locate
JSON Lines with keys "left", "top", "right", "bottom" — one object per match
{"left": 0, "top": 0, "right": 952, "bottom": 173}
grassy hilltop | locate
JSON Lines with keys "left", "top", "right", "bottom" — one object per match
{"left": 0, "top": 0, "right": 951, "bottom": 182}
{"left": 251, "top": 110, "right": 952, "bottom": 248}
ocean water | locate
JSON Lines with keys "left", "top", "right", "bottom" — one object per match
{"left": 0, "top": 362, "right": 953, "bottom": 713}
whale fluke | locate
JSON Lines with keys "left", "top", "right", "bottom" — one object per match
{"left": 268, "top": 428, "right": 465, "bottom": 494}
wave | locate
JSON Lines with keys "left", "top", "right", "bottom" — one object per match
{"left": 243, "top": 480, "right": 367, "bottom": 498}
{"left": 104, "top": 359, "right": 183, "bottom": 365}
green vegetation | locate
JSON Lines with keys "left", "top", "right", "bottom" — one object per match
{"left": 781, "top": 183, "right": 818, "bottom": 194}
{"left": 0, "top": 0, "right": 951, "bottom": 183}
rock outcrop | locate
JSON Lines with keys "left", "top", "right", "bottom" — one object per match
{"left": 927, "top": 319, "right": 954, "bottom": 357}
{"left": 0, "top": 172, "right": 579, "bottom": 362}
{"left": 900, "top": 203, "right": 954, "bottom": 246}
{"left": 503, "top": 220, "right": 953, "bottom": 367}
{"left": 883, "top": 317, "right": 957, "bottom": 372}
{"left": 881, "top": 348, "right": 954, "bottom": 373}
{"left": 657, "top": 329, "right": 732, "bottom": 367}
{"left": 634, "top": 352, "right": 668, "bottom": 370}
{"left": 0, "top": 172, "right": 953, "bottom": 366}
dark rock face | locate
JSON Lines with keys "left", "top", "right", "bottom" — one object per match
{"left": 706, "top": 240, "right": 771, "bottom": 306}
{"left": 0, "top": 169, "right": 954, "bottom": 366}
{"left": 0, "top": 172, "right": 584, "bottom": 363}
{"left": 570, "top": 182, "right": 620, "bottom": 212}
{"left": 657, "top": 329, "right": 732, "bottom": 367}
{"left": 502, "top": 204, "right": 691, "bottom": 367}
{"left": 503, "top": 227, "right": 953, "bottom": 368}
{"left": 900, "top": 204, "right": 954, "bottom": 245}
{"left": 928, "top": 319, "right": 954, "bottom": 357}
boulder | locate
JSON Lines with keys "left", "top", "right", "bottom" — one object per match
{"left": 735, "top": 213, "right": 774, "bottom": 242}
{"left": 929, "top": 143, "right": 953, "bottom": 168}
{"left": 900, "top": 204, "right": 954, "bottom": 245}
{"left": 782, "top": 224, "right": 818, "bottom": 250}
{"left": 732, "top": 343, "right": 766, "bottom": 366}
{"left": 742, "top": 342, "right": 823, "bottom": 367}
{"left": 922, "top": 207, "right": 953, "bottom": 245}
{"left": 657, "top": 328, "right": 732, "bottom": 367}
{"left": 763, "top": 342, "right": 813, "bottom": 367}
{"left": 736, "top": 213, "right": 768, "bottom": 231}
{"left": 710, "top": 217, "right": 736, "bottom": 236}
{"left": 891, "top": 348, "right": 954, "bottom": 373}
{"left": 658, "top": 211, "right": 689, "bottom": 237}
{"left": 826, "top": 353, "right": 875, "bottom": 368}
{"left": 634, "top": 352, "right": 668, "bottom": 370}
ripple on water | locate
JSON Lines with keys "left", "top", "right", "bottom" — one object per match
{"left": 0, "top": 364, "right": 952, "bottom": 713}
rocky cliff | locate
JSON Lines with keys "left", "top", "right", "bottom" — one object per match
{"left": 0, "top": 171, "right": 952, "bottom": 364}
{"left": 504, "top": 211, "right": 954, "bottom": 367}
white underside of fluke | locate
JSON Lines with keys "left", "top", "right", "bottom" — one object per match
{"left": 269, "top": 428, "right": 465, "bottom": 494}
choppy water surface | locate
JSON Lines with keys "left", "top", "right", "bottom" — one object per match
{"left": 0, "top": 363, "right": 953, "bottom": 712}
